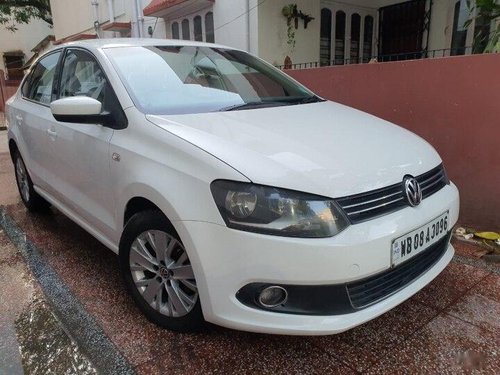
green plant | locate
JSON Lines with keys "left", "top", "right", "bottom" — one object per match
{"left": 282, "top": 4, "right": 298, "bottom": 49}
{"left": 281, "top": 4, "right": 315, "bottom": 50}
{"left": 0, "top": 0, "right": 52, "bottom": 32}
{"left": 466, "top": 0, "right": 500, "bottom": 53}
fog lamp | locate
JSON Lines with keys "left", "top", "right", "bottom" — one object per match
{"left": 258, "top": 286, "right": 288, "bottom": 308}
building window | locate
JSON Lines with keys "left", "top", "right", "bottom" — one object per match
{"left": 4, "top": 54, "right": 24, "bottom": 80}
{"left": 363, "top": 16, "right": 374, "bottom": 62}
{"left": 172, "top": 22, "right": 180, "bottom": 39}
{"left": 205, "top": 12, "right": 214, "bottom": 43}
{"left": 169, "top": 11, "right": 214, "bottom": 43}
{"left": 320, "top": 8, "right": 332, "bottom": 66}
{"left": 350, "top": 13, "right": 361, "bottom": 64}
{"left": 182, "top": 19, "right": 190, "bottom": 40}
{"left": 451, "top": 1, "right": 468, "bottom": 55}
{"left": 335, "top": 11, "right": 346, "bottom": 65}
{"left": 194, "top": 16, "right": 203, "bottom": 41}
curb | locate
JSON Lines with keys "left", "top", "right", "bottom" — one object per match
{"left": 0, "top": 207, "right": 135, "bottom": 375}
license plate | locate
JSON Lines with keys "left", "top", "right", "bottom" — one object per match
{"left": 391, "top": 212, "right": 449, "bottom": 267}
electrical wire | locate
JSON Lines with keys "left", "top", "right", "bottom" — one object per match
{"left": 146, "top": 0, "right": 267, "bottom": 39}
{"left": 214, "top": 0, "right": 267, "bottom": 32}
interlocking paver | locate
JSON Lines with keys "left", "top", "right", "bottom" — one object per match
{"left": 412, "top": 262, "right": 491, "bottom": 310}
{"left": 313, "top": 298, "right": 439, "bottom": 372}
{"left": 365, "top": 313, "right": 500, "bottom": 374}
{"left": 447, "top": 273, "right": 500, "bottom": 334}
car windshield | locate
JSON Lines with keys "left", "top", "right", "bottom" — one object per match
{"left": 105, "top": 45, "right": 319, "bottom": 115}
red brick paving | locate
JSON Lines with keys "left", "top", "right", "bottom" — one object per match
{"left": 3, "top": 203, "right": 498, "bottom": 374}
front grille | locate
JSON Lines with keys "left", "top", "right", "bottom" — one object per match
{"left": 346, "top": 232, "right": 451, "bottom": 309}
{"left": 336, "top": 164, "right": 448, "bottom": 224}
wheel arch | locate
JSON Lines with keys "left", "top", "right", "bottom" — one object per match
{"left": 123, "top": 196, "right": 164, "bottom": 227}
{"left": 119, "top": 183, "right": 181, "bottom": 227}
{"left": 8, "top": 138, "right": 18, "bottom": 162}
{"left": 119, "top": 193, "right": 209, "bottom": 317}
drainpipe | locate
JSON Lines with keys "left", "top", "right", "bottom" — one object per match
{"left": 135, "top": 0, "right": 144, "bottom": 38}
{"left": 131, "top": 0, "right": 139, "bottom": 37}
{"left": 91, "top": 0, "right": 100, "bottom": 37}
{"left": 247, "top": 0, "right": 251, "bottom": 52}
{"left": 107, "top": 0, "right": 114, "bottom": 22}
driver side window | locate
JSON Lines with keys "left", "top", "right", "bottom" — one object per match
{"left": 59, "top": 49, "right": 107, "bottom": 103}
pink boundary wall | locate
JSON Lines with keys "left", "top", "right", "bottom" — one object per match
{"left": 0, "top": 71, "right": 20, "bottom": 113}
{"left": 287, "top": 54, "right": 500, "bottom": 229}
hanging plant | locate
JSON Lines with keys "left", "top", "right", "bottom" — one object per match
{"left": 282, "top": 4, "right": 298, "bottom": 49}
{"left": 282, "top": 4, "right": 297, "bottom": 25}
{"left": 281, "top": 4, "right": 315, "bottom": 49}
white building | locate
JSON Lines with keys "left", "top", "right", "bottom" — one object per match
{"left": 47, "top": 0, "right": 497, "bottom": 67}
{"left": 0, "top": 20, "right": 53, "bottom": 80}
{"left": 150, "top": 0, "right": 497, "bottom": 67}
{"left": 49, "top": 0, "right": 169, "bottom": 42}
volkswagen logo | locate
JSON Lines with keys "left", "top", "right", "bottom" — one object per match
{"left": 403, "top": 176, "right": 422, "bottom": 207}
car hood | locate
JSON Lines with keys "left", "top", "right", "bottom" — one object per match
{"left": 146, "top": 101, "right": 441, "bottom": 198}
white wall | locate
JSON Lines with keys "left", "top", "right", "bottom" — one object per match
{"left": 50, "top": 0, "right": 98, "bottom": 39}
{"left": 258, "top": 0, "right": 321, "bottom": 66}
{"left": 49, "top": 0, "right": 163, "bottom": 40}
{"left": 428, "top": 0, "right": 457, "bottom": 51}
{"left": 0, "top": 20, "right": 52, "bottom": 75}
{"left": 213, "top": 0, "right": 250, "bottom": 51}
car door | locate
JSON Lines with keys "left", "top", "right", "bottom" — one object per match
{"left": 48, "top": 48, "right": 118, "bottom": 240}
{"left": 12, "top": 51, "right": 62, "bottom": 191}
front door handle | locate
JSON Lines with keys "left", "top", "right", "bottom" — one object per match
{"left": 15, "top": 115, "right": 23, "bottom": 125}
{"left": 47, "top": 128, "right": 57, "bottom": 139}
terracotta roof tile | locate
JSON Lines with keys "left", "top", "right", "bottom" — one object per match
{"left": 143, "top": 0, "right": 189, "bottom": 17}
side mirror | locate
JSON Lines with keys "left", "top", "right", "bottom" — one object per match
{"left": 51, "top": 96, "right": 111, "bottom": 125}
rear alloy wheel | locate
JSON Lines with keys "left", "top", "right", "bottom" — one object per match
{"left": 13, "top": 152, "right": 50, "bottom": 212}
{"left": 119, "top": 210, "right": 204, "bottom": 332}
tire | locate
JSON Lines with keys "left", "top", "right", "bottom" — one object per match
{"left": 119, "top": 209, "right": 205, "bottom": 332}
{"left": 13, "top": 151, "right": 51, "bottom": 212}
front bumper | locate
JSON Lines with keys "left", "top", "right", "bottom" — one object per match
{"left": 175, "top": 183, "right": 459, "bottom": 335}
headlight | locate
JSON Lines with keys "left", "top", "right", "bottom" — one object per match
{"left": 210, "top": 180, "right": 349, "bottom": 238}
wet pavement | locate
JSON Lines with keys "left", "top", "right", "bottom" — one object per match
{"left": 0, "top": 130, "right": 499, "bottom": 374}
{"left": 0, "top": 228, "right": 96, "bottom": 374}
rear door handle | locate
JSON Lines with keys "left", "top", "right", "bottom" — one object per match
{"left": 47, "top": 128, "right": 57, "bottom": 139}
{"left": 15, "top": 115, "right": 23, "bottom": 125}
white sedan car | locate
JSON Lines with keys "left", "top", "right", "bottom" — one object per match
{"left": 6, "top": 39, "right": 459, "bottom": 335}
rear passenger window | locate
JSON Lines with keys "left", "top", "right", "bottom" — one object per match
{"left": 25, "top": 52, "right": 61, "bottom": 105}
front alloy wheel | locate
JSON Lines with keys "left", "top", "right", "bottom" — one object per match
{"left": 119, "top": 210, "right": 204, "bottom": 332}
{"left": 130, "top": 230, "right": 198, "bottom": 317}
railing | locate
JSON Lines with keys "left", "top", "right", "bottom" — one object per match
{"left": 276, "top": 47, "right": 481, "bottom": 70}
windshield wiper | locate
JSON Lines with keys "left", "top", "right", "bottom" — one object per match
{"left": 286, "top": 95, "right": 326, "bottom": 105}
{"left": 218, "top": 96, "right": 325, "bottom": 112}
{"left": 218, "top": 101, "right": 291, "bottom": 112}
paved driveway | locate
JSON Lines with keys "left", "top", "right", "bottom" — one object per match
{"left": 0, "top": 133, "right": 498, "bottom": 374}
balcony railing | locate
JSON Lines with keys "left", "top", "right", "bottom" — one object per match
{"left": 275, "top": 47, "right": 483, "bottom": 70}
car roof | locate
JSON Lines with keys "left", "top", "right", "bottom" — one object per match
{"left": 60, "top": 38, "right": 236, "bottom": 51}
